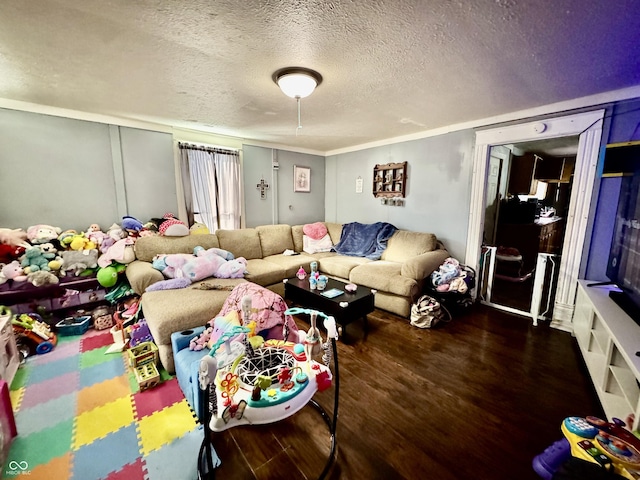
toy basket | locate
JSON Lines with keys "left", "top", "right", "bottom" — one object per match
{"left": 425, "top": 265, "right": 476, "bottom": 314}
{"left": 91, "top": 305, "right": 114, "bottom": 331}
{"left": 56, "top": 315, "right": 91, "bottom": 336}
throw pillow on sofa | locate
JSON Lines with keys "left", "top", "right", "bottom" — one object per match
{"left": 303, "top": 234, "right": 333, "bottom": 254}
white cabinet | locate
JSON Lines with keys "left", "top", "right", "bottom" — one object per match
{"left": 573, "top": 280, "right": 640, "bottom": 430}
{"left": 0, "top": 313, "right": 19, "bottom": 387}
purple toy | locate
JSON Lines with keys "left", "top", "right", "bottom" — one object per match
{"left": 129, "top": 319, "right": 154, "bottom": 347}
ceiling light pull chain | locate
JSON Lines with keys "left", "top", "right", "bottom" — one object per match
{"left": 296, "top": 97, "right": 302, "bottom": 135}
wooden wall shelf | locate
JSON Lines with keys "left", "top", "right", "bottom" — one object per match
{"left": 373, "top": 162, "right": 407, "bottom": 198}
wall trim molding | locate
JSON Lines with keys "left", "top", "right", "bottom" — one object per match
{"left": 466, "top": 109, "right": 605, "bottom": 327}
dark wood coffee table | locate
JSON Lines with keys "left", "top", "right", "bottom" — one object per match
{"left": 284, "top": 276, "right": 374, "bottom": 335}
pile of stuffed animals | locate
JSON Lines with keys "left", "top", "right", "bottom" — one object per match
{"left": 0, "top": 213, "right": 208, "bottom": 288}
{"left": 430, "top": 257, "right": 471, "bottom": 294}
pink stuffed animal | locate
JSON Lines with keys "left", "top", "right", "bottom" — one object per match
{"left": 0, "top": 228, "right": 30, "bottom": 248}
{"left": 182, "top": 250, "right": 227, "bottom": 281}
{"left": 216, "top": 257, "right": 248, "bottom": 279}
{"left": 0, "top": 261, "right": 28, "bottom": 284}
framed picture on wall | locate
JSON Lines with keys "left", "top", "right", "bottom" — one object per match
{"left": 294, "top": 165, "right": 311, "bottom": 193}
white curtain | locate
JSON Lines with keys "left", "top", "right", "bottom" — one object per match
{"left": 179, "top": 144, "right": 241, "bottom": 232}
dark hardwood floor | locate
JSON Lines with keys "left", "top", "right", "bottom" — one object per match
{"left": 207, "top": 303, "right": 603, "bottom": 480}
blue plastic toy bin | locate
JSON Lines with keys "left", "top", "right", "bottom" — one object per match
{"left": 55, "top": 315, "right": 91, "bottom": 336}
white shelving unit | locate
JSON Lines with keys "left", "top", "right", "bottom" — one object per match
{"left": 573, "top": 280, "right": 640, "bottom": 430}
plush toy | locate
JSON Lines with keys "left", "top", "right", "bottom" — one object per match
{"left": 0, "top": 261, "right": 28, "bottom": 284}
{"left": 107, "top": 223, "right": 127, "bottom": 241}
{"left": 21, "top": 247, "right": 52, "bottom": 273}
{"left": 57, "top": 230, "right": 78, "bottom": 250}
{"left": 60, "top": 249, "right": 99, "bottom": 276}
{"left": 97, "top": 263, "right": 127, "bottom": 288}
{"left": 181, "top": 250, "right": 228, "bottom": 282}
{"left": 121, "top": 216, "right": 143, "bottom": 236}
{"left": 86, "top": 224, "right": 110, "bottom": 248}
{"left": 189, "top": 310, "right": 241, "bottom": 351}
{"left": 0, "top": 228, "right": 30, "bottom": 248}
{"left": 152, "top": 253, "right": 194, "bottom": 278}
{"left": 194, "top": 246, "right": 234, "bottom": 261}
{"left": 189, "top": 223, "right": 210, "bottom": 235}
{"left": 158, "top": 213, "right": 189, "bottom": 237}
{"left": 97, "top": 238, "right": 135, "bottom": 268}
{"left": 38, "top": 242, "right": 62, "bottom": 271}
{"left": 26, "top": 224, "right": 62, "bottom": 245}
{"left": 216, "top": 257, "right": 248, "bottom": 279}
{"left": 145, "top": 277, "right": 192, "bottom": 291}
{"left": 0, "top": 244, "right": 26, "bottom": 264}
{"left": 27, "top": 270, "right": 59, "bottom": 287}
{"left": 69, "top": 233, "right": 97, "bottom": 251}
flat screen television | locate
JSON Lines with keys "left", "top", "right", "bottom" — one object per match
{"left": 606, "top": 144, "right": 640, "bottom": 325}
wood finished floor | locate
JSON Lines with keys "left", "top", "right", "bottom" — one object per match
{"left": 208, "top": 303, "right": 603, "bottom": 480}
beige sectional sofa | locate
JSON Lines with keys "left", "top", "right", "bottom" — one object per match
{"left": 126, "top": 222, "right": 449, "bottom": 372}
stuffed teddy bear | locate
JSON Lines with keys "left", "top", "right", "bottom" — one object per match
{"left": 60, "top": 249, "right": 99, "bottom": 276}
{"left": 21, "top": 247, "right": 52, "bottom": 273}
{"left": 0, "top": 228, "right": 30, "bottom": 248}
{"left": 26, "top": 224, "right": 62, "bottom": 245}
{"left": 0, "top": 261, "right": 28, "bottom": 284}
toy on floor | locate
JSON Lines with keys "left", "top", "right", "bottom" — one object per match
{"left": 127, "top": 341, "right": 161, "bottom": 390}
{"left": 197, "top": 306, "right": 340, "bottom": 479}
{"left": 199, "top": 306, "right": 337, "bottom": 432}
{"left": 534, "top": 416, "right": 640, "bottom": 479}
{"left": 11, "top": 313, "right": 57, "bottom": 356}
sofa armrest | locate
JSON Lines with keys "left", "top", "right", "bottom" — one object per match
{"left": 401, "top": 249, "right": 450, "bottom": 282}
{"left": 126, "top": 260, "right": 164, "bottom": 295}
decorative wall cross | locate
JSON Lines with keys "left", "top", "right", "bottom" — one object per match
{"left": 256, "top": 177, "right": 270, "bottom": 199}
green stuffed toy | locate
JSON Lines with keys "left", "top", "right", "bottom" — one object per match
{"left": 21, "top": 247, "right": 52, "bottom": 273}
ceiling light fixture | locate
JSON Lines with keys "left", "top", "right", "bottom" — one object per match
{"left": 273, "top": 67, "right": 323, "bottom": 133}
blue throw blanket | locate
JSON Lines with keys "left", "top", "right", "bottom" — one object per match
{"left": 333, "top": 222, "right": 398, "bottom": 260}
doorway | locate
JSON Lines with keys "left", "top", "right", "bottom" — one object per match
{"left": 465, "top": 110, "right": 605, "bottom": 330}
{"left": 480, "top": 137, "right": 579, "bottom": 321}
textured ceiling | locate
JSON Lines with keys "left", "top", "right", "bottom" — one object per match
{"left": 1, "top": 0, "right": 639, "bottom": 153}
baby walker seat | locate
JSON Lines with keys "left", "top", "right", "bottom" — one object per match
{"left": 197, "top": 306, "right": 340, "bottom": 480}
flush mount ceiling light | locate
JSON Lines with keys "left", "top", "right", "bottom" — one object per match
{"left": 273, "top": 67, "right": 323, "bottom": 99}
{"left": 272, "top": 67, "right": 323, "bottom": 133}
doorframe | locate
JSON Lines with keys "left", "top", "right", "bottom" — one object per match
{"left": 465, "top": 110, "right": 605, "bottom": 331}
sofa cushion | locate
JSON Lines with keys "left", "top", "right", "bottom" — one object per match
{"left": 134, "top": 234, "right": 219, "bottom": 262}
{"left": 325, "top": 222, "right": 343, "bottom": 244}
{"left": 142, "top": 279, "right": 246, "bottom": 344}
{"left": 216, "top": 228, "right": 263, "bottom": 260}
{"left": 244, "top": 258, "right": 287, "bottom": 286}
{"left": 381, "top": 230, "right": 437, "bottom": 263}
{"left": 291, "top": 225, "right": 305, "bottom": 252}
{"left": 303, "top": 234, "right": 333, "bottom": 254}
{"left": 349, "top": 261, "right": 419, "bottom": 298}
{"left": 318, "top": 254, "right": 371, "bottom": 279}
{"left": 262, "top": 253, "right": 317, "bottom": 278}
{"left": 256, "top": 224, "right": 294, "bottom": 257}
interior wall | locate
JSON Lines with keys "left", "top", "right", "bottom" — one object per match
{"left": 0, "top": 108, "right": 118, "bottom": 231}
{"left": 584, "top": 98, "right": 640, "bottom": 280}
{"left": 0, "top": 108, "right": 175, "bottom": 232}
{"left": 326, "top": 130, "right": 475, "bottom": 261}
{"left": 242, "top": 145, "right": 325, "bottom": 227}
